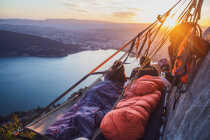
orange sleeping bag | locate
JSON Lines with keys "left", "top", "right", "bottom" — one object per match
{"left": 100, "top": 75, "right": 165, "bottom": 140}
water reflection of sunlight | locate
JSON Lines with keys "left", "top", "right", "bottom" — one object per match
{"left": 68, "top": 49, "right": 139, "bottom": 76}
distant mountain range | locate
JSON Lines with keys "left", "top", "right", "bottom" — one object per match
{"left": 0, "top": 18, "right": 147, "bottom": 31}
{"left": 0, "top": 19, "right": 146, "bottom": 52}
{"left": 0, "top": 30, "right": 83, "bottom": 57}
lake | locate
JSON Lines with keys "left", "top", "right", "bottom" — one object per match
{"left": 0, "top": 50, "right": 138, "bottom": 115}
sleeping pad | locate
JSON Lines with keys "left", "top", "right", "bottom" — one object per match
{"left": 45, "top": 80, "right": 123, "bottom": 140}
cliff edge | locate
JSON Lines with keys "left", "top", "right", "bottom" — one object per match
{"left": 163, "top": 28, "right": 210, "bottom": 140}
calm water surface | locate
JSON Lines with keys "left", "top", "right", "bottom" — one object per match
{"left": 0, "top": 50, "right": 138, "bottom": 115}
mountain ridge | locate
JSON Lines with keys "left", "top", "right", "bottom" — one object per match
{"left": 0, "top": 30, "right": 83, "bottom": 57}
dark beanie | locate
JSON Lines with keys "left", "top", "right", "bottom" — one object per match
{"left": 135, "top": 66, "right": 159, "bottom": 79}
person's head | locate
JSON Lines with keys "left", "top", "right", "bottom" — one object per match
{"left": 104, "top": 60, "right": 126, "bottom": 84}
{"left": 169, "top": 22, "right": 194, "bottom": 46}
{"left": 135, "top": 66, "right": 159, "bottom": 79}
{"left": 140, "top": 56, "right": 151, "bottom": 66}
{"left": 158, "top": 58, "right": 170, "bottom": 72}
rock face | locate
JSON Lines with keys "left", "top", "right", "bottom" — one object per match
{"left": 162, "top": 28, "right": 210, "bottom": 140}
{"left": 203, "top": 27, "right": 210, "bottom": 42}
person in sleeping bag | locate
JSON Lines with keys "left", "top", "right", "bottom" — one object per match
{"left": 100, "top": 66, "right": 171, "bottom": 140}
{"left": 45, "top": 60, "right": 126, "bottom": 140}
{"left": 130, "top": 56, "right": 159, "bottom": 79}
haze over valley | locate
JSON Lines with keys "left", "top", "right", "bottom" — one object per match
{"left": 0, "top": 19, "right": 149, "bottom": 57}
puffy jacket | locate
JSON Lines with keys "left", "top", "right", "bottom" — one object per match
{"left": 100, "top": 75, "right": 165, "bottom": 140}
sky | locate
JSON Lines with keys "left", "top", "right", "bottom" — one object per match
{"left": 0, "top": 0, "right": 210, "bottom": 26}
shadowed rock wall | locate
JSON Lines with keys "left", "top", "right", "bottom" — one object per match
{"left": 163, "top": 52, "right": 210, "bottom": 140}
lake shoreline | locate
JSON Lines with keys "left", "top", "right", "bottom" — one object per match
{"left": 0, "top": 49, "right": 137, "bottom": 122}
{"left": 0, "top": 48, "right": 135, "bottom": 59}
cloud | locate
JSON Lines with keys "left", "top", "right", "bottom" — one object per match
{"left": 59, "top": 0, "right": 142, "bottom": 21}
{"left": 61, "top": 0, "right": 141, "bottom": 13}
{"left": 112, "top": 11, "right": 137, "bottom": 19}
{"left": 127, "top": 8, "right": 142, "bottom": 12}
{"left": 63, "top": 2, "right": 88, "bottom": 13}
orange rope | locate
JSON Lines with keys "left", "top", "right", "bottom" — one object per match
{"left": 88, "top": 42, "right": 131, "bottom": 74}
{"left": 88, "top": 21, "right": 158, "bottom": 74}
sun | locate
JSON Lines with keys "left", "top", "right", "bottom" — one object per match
{"left": 163, "top": 16, "right": 178, "bottom": 29}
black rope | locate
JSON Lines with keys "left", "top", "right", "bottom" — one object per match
{"left": 91, "top": 71, "right": 106, "bottom": 75}
{"left": 136, "top": 31, "right": 150, "bottom": 58}
{"left": 123, "top": 38, "right": 136, "bottom": 64}
{"left": 144, "top": 31, "right": 152, "bottom": 57}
